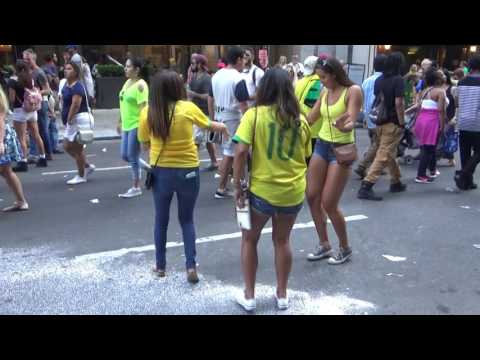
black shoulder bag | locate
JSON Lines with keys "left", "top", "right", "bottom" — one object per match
{"left": 145, "top": 103, "right": 176, "bottom": 190}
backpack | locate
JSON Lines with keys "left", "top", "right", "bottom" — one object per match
{"left": 23, "top": 81, "right": 42, "bottom": 113}
{"left": 368, "top": 91, "right": 389, "bottom": 125}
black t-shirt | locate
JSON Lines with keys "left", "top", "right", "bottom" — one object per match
{"left": 446, "top": 85, "right": 455, "bottom": 121}
{"left": 190, "top": 72, "right": 212, "bottom": 116}
{"left": 374, "top": 74, "right": 405, "bottom": 124}
{"left": 7, "top": 79, "right": 25, "bottom": 109}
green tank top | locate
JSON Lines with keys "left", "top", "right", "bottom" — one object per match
{"left": 318, "top": 87, "right": 355, "bottom": 144}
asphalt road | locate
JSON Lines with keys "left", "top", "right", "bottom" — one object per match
{"left": 1, "top": 130, "right": 480, "bottom": 315}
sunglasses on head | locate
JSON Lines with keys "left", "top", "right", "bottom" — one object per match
{"left": 316, "top": 58, "right": 331, "bottom": 69}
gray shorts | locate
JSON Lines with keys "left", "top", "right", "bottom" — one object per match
{"left": 221, "top": 119, "right": 240, "bottom": 157}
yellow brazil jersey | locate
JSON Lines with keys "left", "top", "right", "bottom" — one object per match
{"left": 233, "top": 106, "right": 312, "bottom": 207}
{"left": 138, "top": 100, "right": 210, "bottom": 168}
{"left": 318, "top": 88, "right": 355, "bottom": 144}
{"left": 295, "top": 74, "right": 322, "bottom": 139}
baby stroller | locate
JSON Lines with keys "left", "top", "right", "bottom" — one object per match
{"left": 397, "top": 114, "right": 419, "bottom": 165}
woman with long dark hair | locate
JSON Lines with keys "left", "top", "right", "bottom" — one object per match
{"left": 233, "top": 68, "right": 312, "bottom": 312}
{"left": 413, "top": 68, "right": 446, "bottom": 183}
{"left": 138, "top": 70, "right": 228, "bottom": 284}
{"left": 62, "top": 61, "right": 96, "bottom": 185}
{"left": 306, "top": 57, "right": 363, "bottom": 265}
{"left": 117, "top": 57, "right": 150, "bottom": 198}
{"left": 7, "top": 60, "right": 48, "bottom": 172}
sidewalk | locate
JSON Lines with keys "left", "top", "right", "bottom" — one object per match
{"left": 58, "top": 109, "right": 121, "bottom": 141}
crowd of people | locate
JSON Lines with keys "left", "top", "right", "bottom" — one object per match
{"left": 1, "top": 45, "right": 480, "bottom": 312}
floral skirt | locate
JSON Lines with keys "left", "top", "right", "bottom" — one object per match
{"left": 0, "top": 123, "right": 23, "bottom": 166}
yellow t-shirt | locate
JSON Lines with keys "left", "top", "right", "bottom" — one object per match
{"left": 233, "top": 106, "right": 311, "bottom": 207}
{"left": 318, "top": 88, "right": 355, "bottom": 144}
{"left": 295, "top": 74, "right": 323, "bottom": 139}
{"left": 138, "top": 100, "right": 210, "bottom": 168}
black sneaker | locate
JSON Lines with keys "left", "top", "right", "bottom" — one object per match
{"left": 328, "top": 247, "right": 353, "bottom": 265}
{"left": 53, "top": 149, "right": 64, "bottom": 154}
{"left": 354, "top": 167, "right": 366, "bottom": 180}
{"left": 390, "top": 182, "right": 407, "bottom": 193}
{"left": 214, "top": 189, "right": 233, "bottom": 199}
{"left": 36, "top": 158, "right": 48, "bottom": 168}
{"left": 13, "top": 161, "right": 28, "bottom": 173}
{"left": 454, "top": 171, "right": 471, "bottom": 190}
{"left": 470, "top": 183, "right": 478, "bottom": 190}
{"left": 357, "top": 182, "right": 383, "bottom": 201}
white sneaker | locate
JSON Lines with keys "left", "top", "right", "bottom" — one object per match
{"left": 214, "top": 173, "right": 221, "bottom": 179}
{"left": 67, "top": 175, "right": 87, "bottom": 185}
{"left": 235, "top": 292, "right": 256, "bottom": 312}
{"left": 86, "top": 164, "right": 96, "bottom": 176}
{"left": 119, "top": 187, "right": 142, "bottom": 198}
{"left": 275, "top": 294, "right": 289, "bottom": 311}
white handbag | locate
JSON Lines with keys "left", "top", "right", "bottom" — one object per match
{"left": 75, "top": 83, "right": 95, "bottom": 145}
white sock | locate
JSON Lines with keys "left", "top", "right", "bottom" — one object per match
{"left": 39, "top": 154, "right": 46, "bottom": 159}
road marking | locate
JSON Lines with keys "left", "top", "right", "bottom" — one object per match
{"left": 74, "top": 215, "right": 368, "bottom": 263}
{"left": 42, "top": 159, "right": 222, "bottom": 176}
{"left": 42, "top": 166, "right": 131, "bottom": 176}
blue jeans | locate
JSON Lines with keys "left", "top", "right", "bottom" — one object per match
{"left": 30, "top": 111, "right": 58, "bottom": 155}
{"left": 37, "top": 101, "right": 52, "bottom": 155}
{"left": 121, "top": 128, "right": 141, "bottom": 181}
{"left": 49, "top": 116, "right": 59, "bottom": 152}
{"left": 152, "top": 167, "right": 200, "bottom": 270}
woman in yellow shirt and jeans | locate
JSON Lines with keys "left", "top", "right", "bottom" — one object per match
{"left": 138, "top": 71, "right": 228, "bottom": 284}
{"left": 306, "top": 57, "right": 363, "bottom": 266}
{"left": 233, "top": 68, "right": 312, "bottom": 312}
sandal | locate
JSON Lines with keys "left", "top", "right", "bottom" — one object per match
{"left": 3, "top": 202, "right": 29, "bottom": 212}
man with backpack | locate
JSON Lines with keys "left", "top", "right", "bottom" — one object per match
{"left": 358, "top": 52, "right": 408, "bottom": 201}
{"left": 354, "top": 54, "right": 387, "bottom": 179}
{"left": 295, "top": 55, "right": 322, "bottom": 163}
{"left": 23, "top": 49, "right": 52, "bottom": 164}
{"left": 67, "top": 45, "right": 96, "bottom": 107}
{"left": 241, "top": 48, "right": 264, "bottom": 108}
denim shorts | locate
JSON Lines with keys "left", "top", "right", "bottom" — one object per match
{"left": 313, "top": 138, "right": 337, "bottom": 164}
{"left": 249, "top": 192, "right": 303, "bottom": 217}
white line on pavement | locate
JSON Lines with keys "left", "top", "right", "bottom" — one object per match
{"left": 74, "top": 215, "right": 368, "bottom": 263}
{"left": 42, "top": 159, "right": 222, "bottom": 176}
{"left": 42, "top": 166, "right": 131, "bottom": 176}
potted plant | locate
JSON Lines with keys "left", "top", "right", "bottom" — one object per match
{"left": 95, "top": 64, "right": 126, "bottom": 109}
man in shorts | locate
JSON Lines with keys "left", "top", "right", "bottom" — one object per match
{"left": 209, "top": 46, "right": 249, "bottom": 199}
{"left": 187, "top": 54, "right": 218, "bottom": 172}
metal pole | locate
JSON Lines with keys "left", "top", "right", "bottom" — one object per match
{"left": 347, "top": 45, "right": 354, "bottom": 64}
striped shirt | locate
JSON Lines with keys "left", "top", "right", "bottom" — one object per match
{"left": 457, "top": 74, "right": 480, "bottom": 132}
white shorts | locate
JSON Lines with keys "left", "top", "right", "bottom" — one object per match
{"left": 8, "top": 108, "right": 38, "bottom": 123}
{"left": 221, "top": 119, "right": 240, "bottom": 157}
{"left": 65, "top": 112, "right": 94, "bottom": 143}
